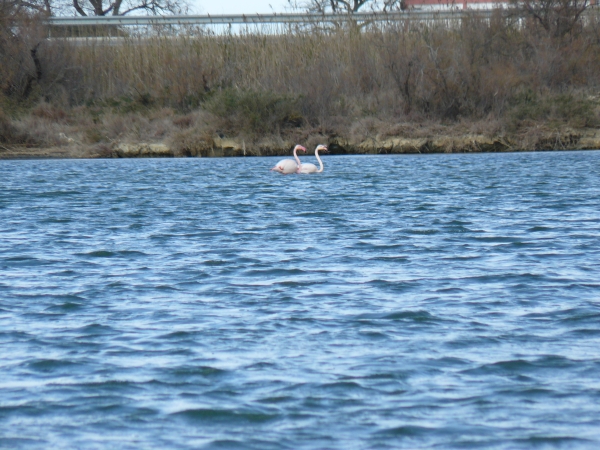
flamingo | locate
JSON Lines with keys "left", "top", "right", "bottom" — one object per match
{"left": 300, "top": 145, "right": 328, "bottom": 174}
{"left": 271, "top": 145, "right": 307, "bottom": 174}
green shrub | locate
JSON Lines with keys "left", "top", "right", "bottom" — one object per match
{"left": 508, "top": 90, "right": 597, "bottom": 129}
{"left": 203, "top": 89, "right": 303, "bottom": 135}
{"left": 551, "top": 94, "right": 597, "bottom": 128}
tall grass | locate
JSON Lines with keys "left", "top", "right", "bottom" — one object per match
{"left": 52, "top": 17, "right": 600, "bottom": 119}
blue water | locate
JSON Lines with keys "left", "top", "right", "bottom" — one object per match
{"left": 1, "top": 152, "right": 600, "bottom": 449}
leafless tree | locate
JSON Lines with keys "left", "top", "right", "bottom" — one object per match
{"left": 67, "top": 0, "right": 187, "bottom": 16}
{"left": 1, "top": 0, "right": 49, "bottom": 14}
{"left": 0, "top": 0, "right": 47, "bottom": 100}
{"left": 287, "top": 0, "right": 404, "bottom": 13}
{"left": 6, "top": 0, "right": 189, "bottom": 16}
{"left": 515, "top": 0, "right": 590, "bottom": 38}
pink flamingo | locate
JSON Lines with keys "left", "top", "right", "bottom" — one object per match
{"left": 300, "top": 145, "right": 328, "bottom": 174}
{"left": 271, "top": 145, "right": 307, "bottom": 174}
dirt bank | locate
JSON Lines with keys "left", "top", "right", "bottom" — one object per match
{"left": 2, "top": 127, "right": 599, "bottom": 160}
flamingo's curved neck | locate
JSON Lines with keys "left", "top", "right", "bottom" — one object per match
{"left": 293, "top": 147, "right": 302, "bottom": 172}
{"left": 315, "top": 149, "right": 324, "bottom": 173}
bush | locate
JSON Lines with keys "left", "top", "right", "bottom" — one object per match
{"left": 508, "top": 90, "right": 598, "bottom": 129}
{"left": 0, "top": 110, "right": 21, "bottom": 144}
{"left": 204, "top": 89, "right": 303, "bottom": 135}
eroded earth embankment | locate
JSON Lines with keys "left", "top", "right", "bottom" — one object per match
{"left": 2, "top": 129, "right": 600, "bottom": 159}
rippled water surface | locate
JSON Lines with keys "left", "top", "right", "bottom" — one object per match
{"left": 1, "top": 152, "right": 600, "bottom": 449}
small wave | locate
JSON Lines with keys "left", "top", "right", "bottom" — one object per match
{"left": 25, "top": 358, "right": 79, "bottom": 373}
{"left": 434, "top": 287, "right": 466, "bottom": 293}
{"left": 36, "top": 190, "right": 83, "bottom": 197}
{"left": 440, "top": 255, "right": 482, "bottom": 261}
{"left": 376, "top": 425, "right": 434, "bottom": 437}
{"left": 320, "top": 380, "right": 365, "bottom": 391}
{"left": 273, "top": 280, "right": 322, "bottom": 288}
{"left": 244, "top": 361, "right": 277, "bottom": 370}
{"left": 405, "top": 228, "right": 440, "bottom": 235}
{"left": 172, "top": 408, "right": 277, "bottom": 424}
{"left": 48, "top": 270, "right": 77, "bottom": 276}
{"left": 358, "top": 330, "right": 387, "bottom": 339}
{"left": 77, "top": 250, "right": 148, "bottom": 258}
{"left": 365, "top": 280, "right": 416, "bottom": 293}
{"left": 525, "top": 308, "right": 600, "bottom": 325}
{"left": 154, "top": 284, "right": 180, "bottom": 291}
{"left": 45, "top": 301, "right": 84, "bottom": 311}
{"left": 3, "top": 256, "right": 56, "bottom": 267}
{"left": 203, "top": 260, "right": 227, "bottom": 266}
{"left": 511, "top": 436, "right": 594, "bottom": 446}
{"left": 463, "top": 355, "right": 577, "bottom": 376}
{"left": 564, "top": 328, "right": 600, "bottom": 337}
{"left": 73, "top": 323, "right": 116, "bottom": 336}
{"left": 78, "top": 250, "right": 116, "bottom": 258}
{"left": 159, "top": 331, "right": 197, "bottom": 339}
{"left": 472, "top": 235, "right": 522, "bottom": 243}
{"left": 445, "top": 335, "right": 502, "bottom": 349}
{"left": 367, "top": 255, "right": 409, "bottom": 262}
{"left": 429, "top": 356, "right": 471, "bottom": 367}
{"left": 39, "top": 217, "right": 73, "bottom": 224}
{"left": 168, "top": 365, "right": 229, "bottom": 378}
{"left": 242, "top": 268, "right": 306, "bottom": 277}
{"left": 503, "top": 387, "right": 557, "bottom": 397}
{"left": 257, "top": 395, "right": 295, "bottom": 404}
{"left": 528, "top": 226, "right": 553, "bottom": 232}
{"left": 117, "top": 250, "right": 148, "bottom": 257}
{"left": 444, "top": 225, "right": 474, "bottom": 233}
{"left": 382, "top": 310, "right": 441, "bottom": 323}
{"left": 465, "top": 359, "right": 536, "bottom": 375}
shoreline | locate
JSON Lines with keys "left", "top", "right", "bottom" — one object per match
{"left": 2, "top": 128, "right": 600, "bottom": 160}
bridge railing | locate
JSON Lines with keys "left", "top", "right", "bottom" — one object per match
{"left": 46, "top": 11, "right": 493, "bottom": 27}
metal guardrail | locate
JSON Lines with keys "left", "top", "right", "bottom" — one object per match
{"left": 46, "top": 10, "right": 496, "bottom": 27}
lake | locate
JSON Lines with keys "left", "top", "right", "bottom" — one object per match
{"left": 1, "top": 152, "right": 600, "bottom": 449}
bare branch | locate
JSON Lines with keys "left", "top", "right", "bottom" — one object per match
{"left": 515, "top": 0, "right": 590, "bottom": 38}
{"left": 290, "top": 0, "right": 377, "bottom": 14}
{"left": 72, "top": 0, "right": 87, "bottom": 16}
{"left": 44, "top": 0, "right": 187, "bottom": 17}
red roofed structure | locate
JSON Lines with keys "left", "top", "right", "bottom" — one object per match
{"left": 402, "top": 0, "right": 596, "bottom": 9}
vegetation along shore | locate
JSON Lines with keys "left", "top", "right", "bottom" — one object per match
{"left": 2, "top": 1, "right": 600, "bottom": 159}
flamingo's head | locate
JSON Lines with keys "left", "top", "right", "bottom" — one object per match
{"left": 294, "top": 145, "right": 307, "bottom": 153}
{"left": 316, "top": 144, "right": 328, "bottom": 152}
